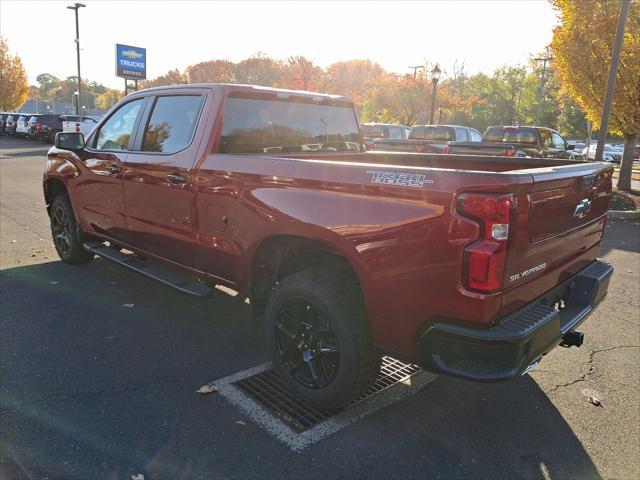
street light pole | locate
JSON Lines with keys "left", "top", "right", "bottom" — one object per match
{"left": 67, "top": 3, "right": 86, "bottom": 120}
{"left": 533, "top": 52, "right": 553, "bottom": 125}
{"left": 595, "top": 0, "right": 631, "bottom": 162}
{"left": 428, "top": 64, "right": 441, "bottom": 124}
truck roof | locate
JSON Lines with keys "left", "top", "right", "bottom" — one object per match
{"left": 138, "top": 83, "right": 353, "bottom": 104}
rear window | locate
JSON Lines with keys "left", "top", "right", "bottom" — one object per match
{"left": 220, "top": 96, "right": 362, "bottom": 154}
{"left": 361, "top": 124, "right": 386, "bottom": 138}
{"left": 409, "top": 126, "right": 453, "bottom": 141}
{"left": 484, "top": 127, "right": 538, "bottom": 145}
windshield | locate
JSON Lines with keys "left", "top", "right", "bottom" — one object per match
{"left": 409, "top": 126, "right": 453, "bottom": 141}
{"left": 484, "top": 127, "right": 538, "bottom": 144}
{"left": 220, "top": 96, "right": 362, "bottom": 153}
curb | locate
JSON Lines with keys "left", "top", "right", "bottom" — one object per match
{"left": 608, "top": 209, "right": 640, "bottom": 220}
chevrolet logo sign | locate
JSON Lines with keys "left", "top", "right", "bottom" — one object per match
{"left": 121, "top": 50, "right": 143, "bottom": 59}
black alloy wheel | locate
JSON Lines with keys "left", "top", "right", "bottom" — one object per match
{"left": 274, "top": 298, "right": 341, "bottom": 389}
{"left": 51, "top": 204, "right": 72, "bottom": 258}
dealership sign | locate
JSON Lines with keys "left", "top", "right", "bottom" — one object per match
{"left": 116, "top": 44, "right": 146, "bottom": 80}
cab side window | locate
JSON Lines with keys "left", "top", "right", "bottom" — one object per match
{"left": 468, "top": 129, "right": 482, "bottom": 142}
{"left": 540, "top": 129, "right": 554, "bottom": 149}
{"left": 141, "top": 95, "right": 203, "bottom": 153}
{"left": 388, "top": 126, "right": 403, "bottom": 139}
{"left": 552, "top": 132, "right": 566, "bottom": 150}
{"left": 95, "top": 99, "right": 145, "bottom": 151}
{"left": 454, "top": 127, "right": 468, "bottom": 141}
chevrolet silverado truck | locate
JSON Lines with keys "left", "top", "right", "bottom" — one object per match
{"left": 448, "top": 125, "right": 580, "bottom": 159}
{"left": 372, "top": 124, "right": 483, "bottom": 153}
{"left": 44, "top": 84, "right": 614, "bottom": 409}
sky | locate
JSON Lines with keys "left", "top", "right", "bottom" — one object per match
{"left": 1, "top": 0, "right": 558, "bottom": 89}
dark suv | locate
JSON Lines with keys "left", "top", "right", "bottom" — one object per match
{"left": 0, "top": 113, "right": 10, "bottom": 134}
{"left": 29, "top": 114, "right": 63, "bottom": 143}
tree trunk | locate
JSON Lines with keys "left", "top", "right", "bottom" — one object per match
{"left": 616, "top": 133, "right": 637, "bottom": 191}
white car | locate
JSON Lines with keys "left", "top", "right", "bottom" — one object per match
{"left": 582, "top": 143, "right": 622, "bottom": 163}
{"left": 62, "top": 115, "right": 100, "bottom": 137}
{"left": 15, "top": 115, "right": 32, "bottom": 136}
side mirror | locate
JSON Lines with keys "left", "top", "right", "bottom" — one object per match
{"left": 567, "top": 144, "right": 575, "bottom": 150}
{"left": 55, "top": 132, "right": 85, "bottom": 150}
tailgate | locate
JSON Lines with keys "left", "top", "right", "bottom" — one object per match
{"left": 501, "top": 162, "right": 613, "bottom": 314}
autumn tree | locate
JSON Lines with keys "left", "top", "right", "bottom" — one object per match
{"left": 186, "top": 60, "right": 235, "bottom": 83}
{"left": 281, "top": 56, "right": 323, "bottom": 91}
{"left": 142, "top": 69, "right": 186, "bottom": 88}
{"left": 0, "top": 38, "right": 29, "bottom": 111}
{"left": 323, "top": 59, "right": 386, "bottom": 105}
{"left": 234, "top": 53, "right": 282, "bottom": 86}
{"left": 95, "top": 88, "right": 123, "bottom": 109}
{"left": 552, "top": 0, "right": 639, "bottom": 190}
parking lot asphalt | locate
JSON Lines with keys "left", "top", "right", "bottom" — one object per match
{"left": 1, "top": 136, "right": 639, "bottom": 480}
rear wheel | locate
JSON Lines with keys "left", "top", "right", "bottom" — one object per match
{"left": 265, "top": 268, "right": 380, "bottom": 409}
{"left": 50, "top": 194, "right": 94, "bottom": 264}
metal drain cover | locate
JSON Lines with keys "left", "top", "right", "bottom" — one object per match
{"left": 234, "top": 356, "right": 422, "bottom": 432}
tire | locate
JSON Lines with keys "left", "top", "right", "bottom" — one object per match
{"left": 264, "top": 268, "right": 380, "bottom": 409}
{"left": 50, "top": 194, "right": 94, "bottom": 265}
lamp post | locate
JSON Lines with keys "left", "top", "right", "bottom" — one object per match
{"left": 408, "top": 65, "right": 425, "bottom": 81}
{"left": 428, "top": 64, "right": 441, "bottom": 124}
{"left": 67, "top": 3, "right": 86, "bottom": 120}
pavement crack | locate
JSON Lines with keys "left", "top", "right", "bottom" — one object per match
{"left": 546, "top": 345, "right": 639, "bottom": 394}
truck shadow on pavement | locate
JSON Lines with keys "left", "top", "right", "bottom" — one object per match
{"left": 0, "top": 259, "right": 601, "bottom": 479}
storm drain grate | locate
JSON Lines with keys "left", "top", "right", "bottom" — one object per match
{"left": 234, "top": 356, "right": 422, "bottom": 432}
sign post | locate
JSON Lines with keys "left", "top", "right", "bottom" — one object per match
{"left": 116, "top": 44, "right": 146, "bottom": 96}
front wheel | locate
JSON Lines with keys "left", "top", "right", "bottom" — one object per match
{"left": 50, "top": 194, "right": 94, "bottom": 265}
{"left": 264, "top": 268, "right": 380, "bottom": 409}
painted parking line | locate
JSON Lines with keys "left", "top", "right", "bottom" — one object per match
{"left": 210, "top": 362, "right": 437, "bottom": 452}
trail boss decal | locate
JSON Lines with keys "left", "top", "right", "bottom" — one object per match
{"left": 510, "top": 263, "right": 547, "bottom": 283}
{"left": 368, "top": 171, "right": 434, "bottom": 188}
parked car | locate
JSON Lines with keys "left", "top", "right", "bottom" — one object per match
{"left": 15, "top": 114, "right": 33, "bottom": 137}
{"left": 28, "top": 114, "right": 64, "bottom": 143}
{"left": 25, "top": 114, "right": 42, "bottom": 139}
{"left": 62, "top": 115, "right": 100, "bottom": 137}
{"left": 582, "top": 143, "right": 623, "bottom": 163}
{"left": 361, "top": 123, "right": 411, "bottom": 150}
{"left": 448, "top": 126, "right": 577, "bottom": 159}
{"left": 45, "top": 84, "right": 614, "bottom": 409}
{"left": 0, "top": 113, "right": 10, "bottom": 134}
{"left": 3, "top": 114, "right": 19, "bottom": 135}
{"left": 371, "top": 124, "right": 482, "bottom": 153}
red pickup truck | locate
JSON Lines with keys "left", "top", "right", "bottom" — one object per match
{"left": 45, "top": 84, "right": 614, "bottom": 409}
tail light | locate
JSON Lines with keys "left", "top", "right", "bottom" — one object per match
{"left": 35, "top": 122, "right": 41, "bottom": 131}
{"left": 75, "top": 123, "right": 81, "bottom": 133}
{"left": 505, "top": 147, "right": 515, "bottom": 157}
{"left": 415, "top": 144, "right": 426, "bottom": 153}
{"left": 457, "top": 193, "right": 513, "bottom": 293}
{"left": 443, "top": 145, "right": 450, "bottom": 154}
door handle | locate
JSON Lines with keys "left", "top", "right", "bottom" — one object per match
{"left": 107, "top": 165, "right": 122, "bottom": 174}
{"left": 166, "top": 173, "right": 187, "bottom": 184}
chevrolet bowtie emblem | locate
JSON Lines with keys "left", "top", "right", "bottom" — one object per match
{"left": 574, "top": 199, "right": 592, "bottom": 219}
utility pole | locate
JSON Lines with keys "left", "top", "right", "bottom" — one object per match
{"left": 534, "top": 51, "right": 553, "bottom": 125}
{"left": 67, "top": 3, "right": 86, "bottom": 120}
{"left": 595, "top": 0, "right": 631, "bottom": 162}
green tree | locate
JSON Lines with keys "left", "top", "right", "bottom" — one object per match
{"left": 36, "top": 73, "right": 61, "bottom": 101}
{"left": 0, "top": 38, "right": 29, "bottom": 110}
{"left": 552, "top": 0, "right": 639, "bottom": 190}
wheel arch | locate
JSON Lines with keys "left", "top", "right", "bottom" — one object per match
{"left": 249, "top": 234, "right": 368, "bottom": 318}
{"left": 43, "top": 177, "right": 69, "bottom": 216}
